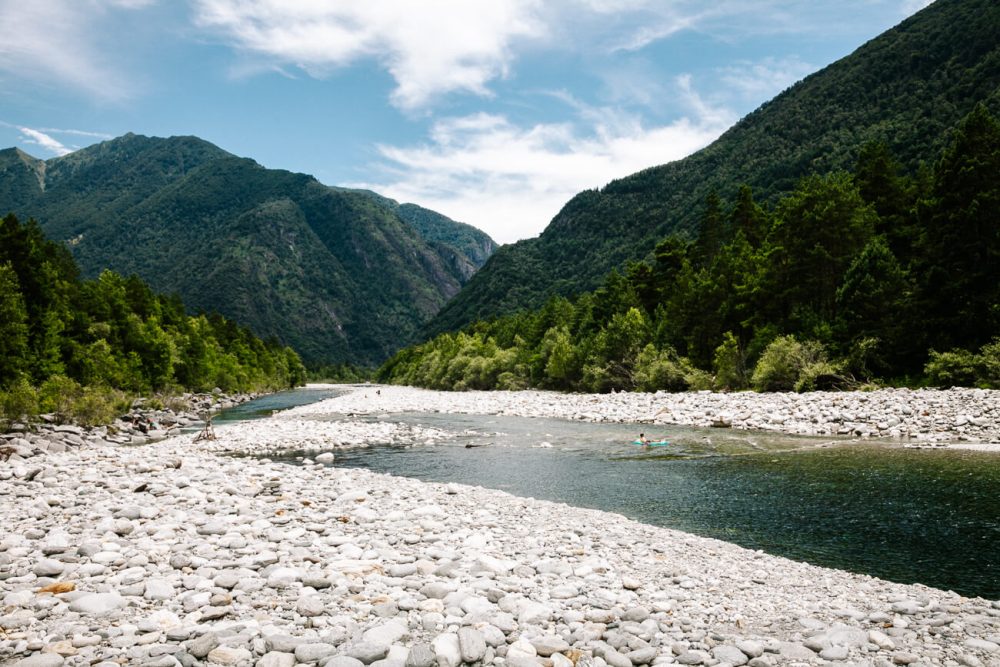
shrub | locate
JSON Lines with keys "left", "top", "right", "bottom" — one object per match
{"left": 70, "top": 386, "right": 130, "bottom": 428}
{"left": 924, "top": 348, "right": 980, "bottom": 387}
{"left": 38, "top": 375, "right": 84, "bottom": 422}
{"left": 751, "top": 335, "right": 829, "bottom": 392}
{"left": 495, "top": 371, "right": 528, "bottom": 391}
{"left": 977, "top": 338, "right": 1000, "bottom": 388}
{"left": 0, "top": 378, "right": 38, "bottom": 428}
{"left": 924, "top": 338, "right": 1000, "bottom": 388}
{"left": 634, "top": 345, "right": 688, "bottom": 392}
{"left": 712, "top": 332, "right": 748, "bottom": 391}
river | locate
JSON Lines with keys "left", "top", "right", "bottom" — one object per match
{"left": 222, "top": 387, "right": 1000, "bottom": 599}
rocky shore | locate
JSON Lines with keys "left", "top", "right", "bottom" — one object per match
{"left": 1, "top": 385, "right": 999, "bottom": 667}
{"left": 297, "top": 385, "right": 1000, "bottom": 445}
{"left": 0, "top": 392, "right": 260, "bottom": 464}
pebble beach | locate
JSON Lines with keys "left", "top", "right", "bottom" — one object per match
{"left": 2, "top": 385, "right": 999, "bottom": 667}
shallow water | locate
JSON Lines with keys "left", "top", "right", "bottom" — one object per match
{"left": 213, "top": 386, "right": 348, "bottom": 423}
{"left": 230, "top": 392, "right": 1000, "bottom": 599}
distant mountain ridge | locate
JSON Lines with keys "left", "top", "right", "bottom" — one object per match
{"left": 0, "top": 133, "right": 496, "bottom": 365}
{"left": 426, "top": 0, "right": 1000, "bottom": 334}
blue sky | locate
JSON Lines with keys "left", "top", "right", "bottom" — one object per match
{"left": 0, "top": 0, "right": 932, "bottom": 243}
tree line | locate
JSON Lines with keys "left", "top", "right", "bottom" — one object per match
{"left": 378, "top": 105, "right": 1000, "bottom": 392}
{"left": 0, "top": 213, "right": 306, "bottom": 425}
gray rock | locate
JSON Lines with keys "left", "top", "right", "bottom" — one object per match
{"left": 389, "top": 564, "right": 417, "bottom": 578}
{"left": 186, "top": 632, "right": 219, "bottom": 659}
{"left": 712, "top": 645, "right": 748, "bottom": 666}
{"left": 432, "top": 633, "right": 461, "bottom": 667}
{"left": 890, "top": 600, "right": 922, "bottom": 615}
{"left": 604, "top": 649, "right": 633, "bottom": 667}
{"left": 33, "top": 559, "right": 65, "bottom": 577}
{"left": 892, "top": 652, "right": 920, "bottom": 665}
{"left": 405, "top": 644, "right": 437, "bottom": 667}
{"left": 964, "top": 638, "right": 999, "bottom": 653}
{"left": 206, "top": 646, "right": 253, "bottom": 665}
{"left": 323, "top": 658, "right": 366, "bottom": 667}
{"left": 531, "top": 635, "right": 570, "bottom": 657}
{"left": 196, "top": 521, "right": 227, "bottom": 536}
{"left": 736, "top": 640, "right": 763, "bottom": 658}
{"left": 777, "top": 642, "right": 815, "bottom": 660}
{"left": 674, "top": 651, "right": 709, "bottom": 665}
{"left": 458, "top": 627, "right": 487, "bottom": 663}
{"left": 68, "top": 592, "right": 125, "bottom": 615}
{"left": 12, "top": 655, "right": 65, "bottom": 667}
{"left": 363, "top": 621, "right": 408, "bottom": 647}
{"left": 346, "top": 642, "right": 390, "bottom": 665}
{"left": 143, "top": 579, "right": 174, "bottom": 601}
{"left": 626, "top": 646, "right": 658, "bottom": 665}
{"left": 297, "top": 595, "right": 326, "bottom": 617}
{"left": 372, "top": 601, "right": 399, "bottom": 617}
{"left": 819, "top": 645, "right": 850, "bottom": 661}
{"left": 266, "top": 635, "right": 304, "bottom": 653}
{"left": 420, "top": 582, "right": 452, "bottom": 599}
{"left": 622, "top": 607, "right": 650, "bottom": 622}
{"left": 213, "top": 572, "right": 240, "bottom": 589}
{"left": 295, "top": 644, "right": 338, "bottom": 663}
{"left": 199, "top": 605, "right": 232, "bottom": 620}
{"left": 824, "top": 626, "right": 868, "bottom": 648}
{"left": 258, "top": 652, "right": 296, "bottom": 667}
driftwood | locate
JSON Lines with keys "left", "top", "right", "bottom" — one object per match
{"left": 194, "top": 417, "right": 216, "bottom": 442}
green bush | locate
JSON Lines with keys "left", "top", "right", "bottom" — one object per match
{"left": 924, "top": 338, "right": 1000, "bottom": 388}
{"left": 38, "top": 375, "right": 83, "bottom": 422}
{"left": 634, "top": 345, "right": 688, "bottom": 392}
{"left": 977, "top": 338, "right": 1000, "bottom": 388}
{"left": 712, "top": 332, "right": 748, "bottom": 391}
{"left": 751, "top": 335, "right": 830, "bottom": 392}
{"left": 924, "top": 348, "right": 980, "bottom": 387}
{"left": 70, "top": 386, "right": 130, "bottom": 428}
{"left": 0, "top": 378, "right": 39, "bottom": 428}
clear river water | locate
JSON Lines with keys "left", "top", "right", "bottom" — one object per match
{"left": 221, "top": 387, "right": 1000, "bottom": 600}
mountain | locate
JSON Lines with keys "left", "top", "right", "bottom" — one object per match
{"left": 426, "top": 0, "right": 1000, "bottom": 334}
{"left": 0, "top": 134, "right": 496, "bottom": 365}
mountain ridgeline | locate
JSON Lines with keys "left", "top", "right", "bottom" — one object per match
{"left": 427, "top": 0, "right": 1000, "bottom": 335}
{"left": 379, "top": 105, "right": 1000, "bottom": 392}
{"left": 0, "top": 135, "right": 496, "bottom": 366}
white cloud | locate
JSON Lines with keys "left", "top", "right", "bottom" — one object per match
{"left": 900, "top": 0, "right": 933, "bottom": 15}
{"left": 0, "top": 0, "right": 150, "bottom": 102}
{"left": 2, "top": 120, "right": 113, "bottom": 156}
{"left": 192, "top": 0, "right": 547, "bottom": 110}
{"left": 37, "top": 127, "right": 114, "bottom": 140}
{"left": 17, "top": 127, "right": 72, "bottom": 156}
{"left": 718, "top": 56, "right": 816, "bottom": 101}
{"left": 356, "top": 78, "right": 735, "bottom": 243}
{"left": 191, "top": 1, "right": 894, "bottom": 111}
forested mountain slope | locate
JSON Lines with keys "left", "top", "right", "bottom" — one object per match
{"left": 0, "top": 134, "right": 496, "bottom": 365}
{"left": 427, "top": 0, "right": 1000, "bottom": 334}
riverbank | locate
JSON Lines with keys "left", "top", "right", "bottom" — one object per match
{"left": 296, "top": 385, "right": 1000, "bottom": 445}
{"left": 2, "top": 420, "right": 1000, "bottom": 667}
{"left": 2, "top": 386, "right": 1000, "bottom": 666}
{"left": 0, "top": 391, "right": 262, "bottom": 464}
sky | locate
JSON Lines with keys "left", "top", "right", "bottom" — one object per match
{"left": 0, "top": 0, "right": 933, "bottom": 244}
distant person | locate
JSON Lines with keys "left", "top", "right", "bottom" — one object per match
{"left": 638, "top": 433, "right": 650, "bottom": 447}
